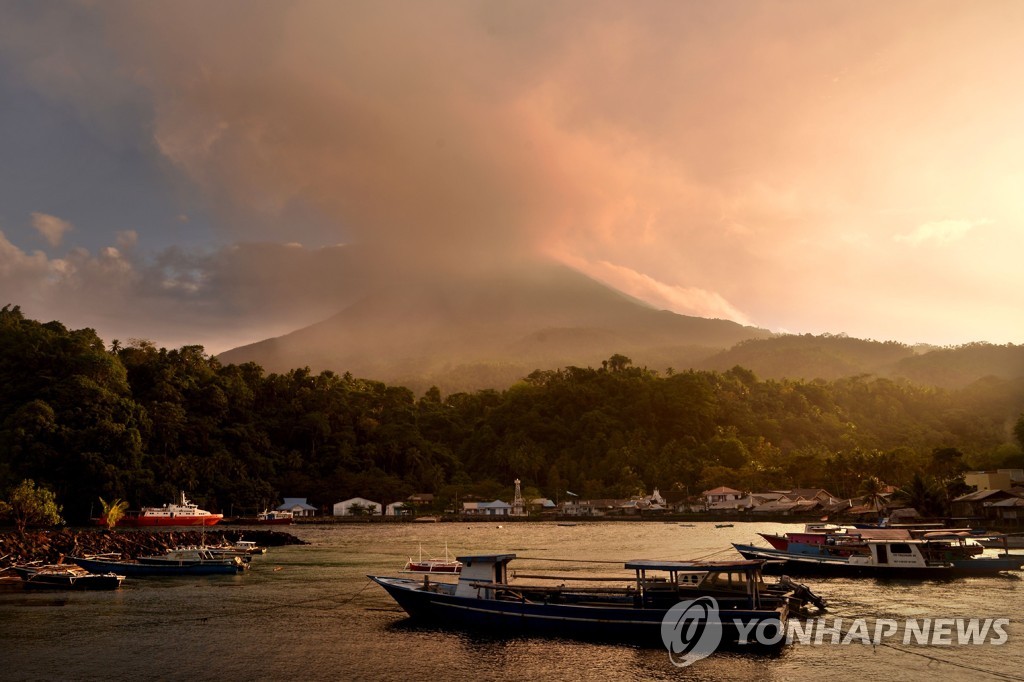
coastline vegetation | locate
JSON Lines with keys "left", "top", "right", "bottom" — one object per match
{"left": 2, "top": 305, "right": 1023, "bottom": 524}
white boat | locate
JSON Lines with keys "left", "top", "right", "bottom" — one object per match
{"left": 255, "top": 509, "right": 294, "bottom": 525}
{"left": 116, "top": 491, "right": 223, "bottom": 527}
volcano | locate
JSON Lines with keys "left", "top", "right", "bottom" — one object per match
{"left": 216, "top": 263, "right": 771, "bottom": 392}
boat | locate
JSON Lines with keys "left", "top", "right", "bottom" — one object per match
{"left": 70, "top": 551, "right": 248, "bottom": 576}
{"left": 370, "top": 553, "right": 825, "bottom": 648}
{"left": 255, "top": 509, "right": 294, "bottom": 525}
{"left": 404, "top": 543, "right": 462, "bottom": 573}
{"left": 113, "top": 491, "right": 223, "bottom": 527}
{"left": 978, "top": 534, "right": 1024, "bottom": 550}
{"left": 715, "top": 523, "right": 734, "bottom": 528}
{"left": 733, "top": 535, "right": 1024, "bottom": 578}
{"left": 230, "top": 538, "right": 267, "bottom": 555}
{"left": 12, "top": 564, "right": 125, "bottom": 590}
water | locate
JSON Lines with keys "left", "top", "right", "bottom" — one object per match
{"left": 3, "top": 522, "right": 1022, "bottom": 681}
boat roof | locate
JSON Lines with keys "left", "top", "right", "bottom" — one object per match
{"left": 624, "top": 559, "right": 764, "bottom": 571}
{"left": 455, "top": 553, "right": 517, "bottom": 563}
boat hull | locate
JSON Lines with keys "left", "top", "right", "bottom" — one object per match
{"left": 733, "top": 543, "right": 1023, "bottom": 578}
{"left": 116, "top": 515, "right": 223, "bottom": 527}
{"left": 70, "top": 556, "right": 245, "bottom": 576}
{"left": 405, "top": 562, "right": 461, "bottom": 573}
{"left": 13, "top": 567, "right": 124, "bottom": 590}
{"left": 369, "top": 576, "right": 787, "bottom": 649}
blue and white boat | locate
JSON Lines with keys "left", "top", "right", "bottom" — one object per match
{"left": 70, "top": 550, "right": 248, "bottom": 576}
{"left": 370, "top": 554, "right": 824, "bottom": 648}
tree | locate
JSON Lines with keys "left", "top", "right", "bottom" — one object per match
{"left": 894, "top": 473, "right": 945, "bottom": 518}
{"left": 858, "top": 476, "right": 887, "bottom": 520}
{"left": 4, "top": 479, "right": 63, "bottom": 534}
{"left": 99, "top": 496, "right": 130, "bottom": 528}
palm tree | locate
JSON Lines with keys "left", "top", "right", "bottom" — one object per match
{"left": 893, "top": 473, "right": 945, "bottom": 518}
{"left": 99, "top": 497, "right": 129, "bottom": 528}
{"left": 858, "top": 476, "right": 888, "bottom": 516}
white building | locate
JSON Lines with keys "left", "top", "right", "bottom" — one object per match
{"left": 333, "top": 497, "right": 382, "bottom": 516}
{"left": 701, "top": 486, "right": 745, "bottom": 508}
{"left": 277, "top": 497, "right": 317, "bottom": 517}
{"left": 385, "top": 501, "right": 409, "bottom": 516}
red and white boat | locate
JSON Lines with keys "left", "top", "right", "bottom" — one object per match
{"left": 404, "top": 543, "right": 462, "bottom": 573}
{"left": 116, "top": 492, "right": 223, "bottom": 527}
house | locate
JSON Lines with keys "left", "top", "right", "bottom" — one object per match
{"left": 385, "top": 501, "right": 409, "bottom": 516}
{"left": 706, "top": 492, "right": 755, "bottom": 513}
{"left": 572, "top": 499, "right": 626, "bottom": 517}
{"left": 407, "top": 493, "right": 435, "bottom": 509}
{"left": 966, "top": 471, "right": 1014, "bottom": 491}
{"left": 701, "top": 486, "right": 744, "bottom": 508}
{"left": 333, "top": 497, "right": 382, "bottom": 516}
{"left": 965, "top": 470, "right": 1024, "bottom": 491}
{"left": 950, "top": 489, "right": 1020, "bottom": 518}
{"left": 987, "top": 497, "right": 1024, "bottom": 522}
{"left": 749, "top": 499, "right": 804, "bottom": 515}
{"left": 278, "top": 498, "right": 317, "bottom": 517}
{"left": 462, "top": 500, "right": 511, "bottom": 516}
{"left": 773, "top": 488, "right": 837, "bottom": 504}
{"left": 529, "top": 498, "right": 556, "bottom": 512}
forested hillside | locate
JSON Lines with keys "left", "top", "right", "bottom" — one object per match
{"left": 701, "top": 334, "right": 1024, "bottom": 389}
{"left": 2, "top": 305, "right": 1023, "bottom": 522}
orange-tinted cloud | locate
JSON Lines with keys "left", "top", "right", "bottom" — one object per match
{"left": 3, "top": 1, "right": 1023, "bottom": 347}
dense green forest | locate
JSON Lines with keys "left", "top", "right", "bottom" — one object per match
{"left": 2, "top": 305, "right": 1023, "bottom": 522}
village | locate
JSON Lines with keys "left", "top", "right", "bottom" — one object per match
{"left": 279, "top": 469, "right": 1024, "bottom": 528}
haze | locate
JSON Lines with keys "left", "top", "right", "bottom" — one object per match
{"left": 1, "top": 1, "right": 1022, "bottom": 354}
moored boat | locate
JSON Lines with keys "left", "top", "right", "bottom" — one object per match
{"left": 404, "top": 543, "right": 461, "bottom": 573}
{"left": 71, "top": 551, "right": 247, "bottom": 576}
{"left": 371, "top": 553, "right": 825, "bottom": 648}
{"left": 733, "top": 536, "right": 1024, "bottom": 578}
{"left": 255, "top": 509, "right": 294, "bottom": 525}
{"left": 12, "top": 564, "right": 125, "bottom": 590}
{"left": 112, "top": 491, "right": 223, "bottom": 527}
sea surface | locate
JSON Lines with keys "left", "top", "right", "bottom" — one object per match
{"left": 3, "top": 522, "right": 1023, "bottom": 681}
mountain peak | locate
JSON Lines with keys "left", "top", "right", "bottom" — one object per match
{"left": 217, "top": 263, "right": 770, "bottom": 391}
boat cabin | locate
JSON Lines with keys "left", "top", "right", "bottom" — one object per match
{"left": 625, "top": 559, "right": 770, "bottom": 609}
{"left": 451, "top": 554, "right": 777, "bottom": 611}
{"left": 454, "top": 554, "right": 516, "bottom": 597}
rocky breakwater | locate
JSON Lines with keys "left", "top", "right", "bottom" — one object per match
{"left": 0, "top": 528, "right": 306, "bottom": 568}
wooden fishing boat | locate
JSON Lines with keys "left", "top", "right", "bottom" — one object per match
{"left": 371, "top": 554, "right": 825, "bottom": 648}
{"left": 12, "top": 564, "right": 124, "bottom": 590}
{"left": 404, "top": 543, "right": 461, "bottom": 573}
{"left": 70, "top": 551, "right": 247, "bottom": 576}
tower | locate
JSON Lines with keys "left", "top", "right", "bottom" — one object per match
{"left": 511, "top": 478, "right": 526, "bottom": 517}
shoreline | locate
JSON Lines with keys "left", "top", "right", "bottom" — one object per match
{"left": 0, "top": 528, "right": 306, "bottom": 569}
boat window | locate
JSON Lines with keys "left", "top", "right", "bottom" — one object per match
{"left": 677, "top": 572, "right": 704, "bottom": 586}
{"left": 704, "top": 571, "right": 748, "bottom": 590}
{"left": 890, "top": 543, "right": 912, "bottom": 554}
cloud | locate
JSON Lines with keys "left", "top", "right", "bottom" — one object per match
{"left": 556, "top": 253, "right": 753, "bottom": 325}
{"left": 3, "top": 1, "right": 1024, "bottom": 348}
{"left": 0, "top": 228, "right": 364, "bottom": 352}
{"left": 31, "top": 212, "right": 73, "bottom": 247}
{"left": 894, "top": 219, "right": 991, "bottom": 247}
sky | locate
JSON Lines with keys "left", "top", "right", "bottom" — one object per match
{"left": 1, "top": 0, "right": 1023, "bottom": 354}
